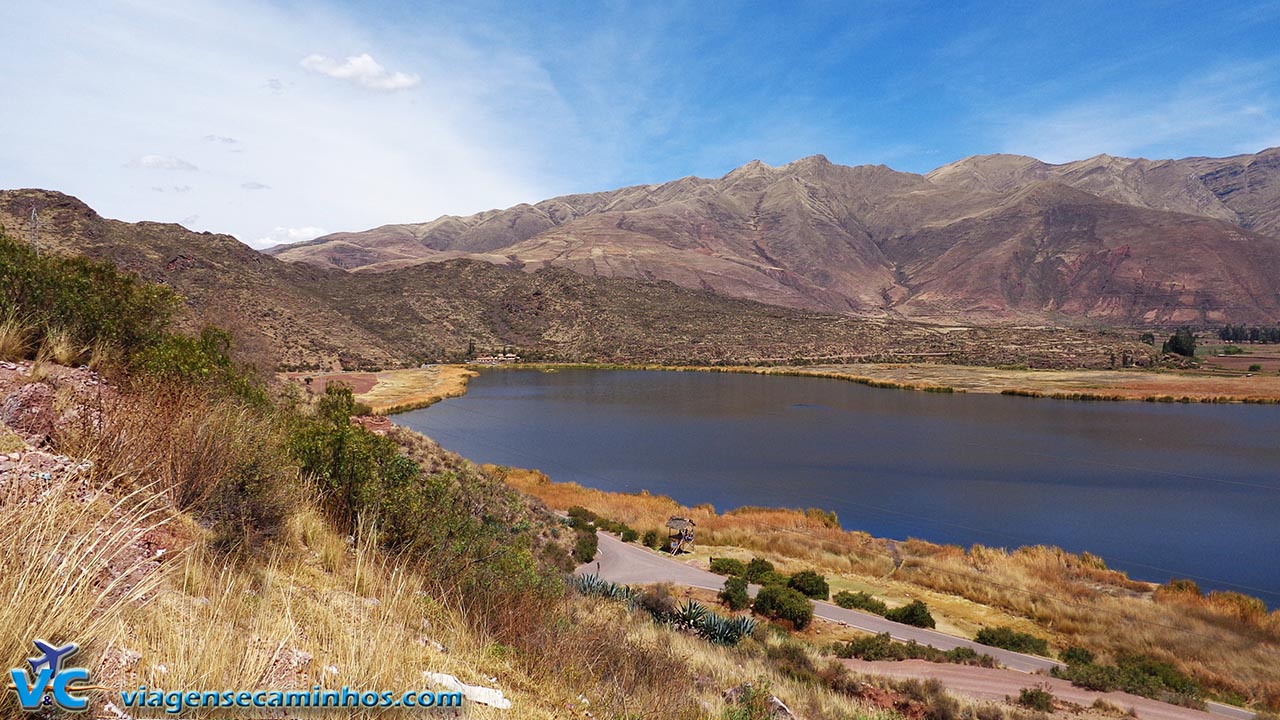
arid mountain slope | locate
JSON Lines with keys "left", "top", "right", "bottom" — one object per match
{"left": 927, "top": 147, "right": 1280, "bottom": 238}
{"left": 275, "top": 149, "right": 1280, "bottom": 324}
{"left": 1, "top": 189, "right": 1140, "bottom": 370}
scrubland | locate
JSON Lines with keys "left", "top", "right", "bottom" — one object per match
{"left": 499, "top": 468, "right": 1280, "bottom": 709}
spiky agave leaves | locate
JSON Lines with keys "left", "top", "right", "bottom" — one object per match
{"left": 675, "top": 599, "right": 709, "bottom": 629}
{"left": 571, "top": 573, "right": 637, "bottom": 606}
{"left": 696, "top": 612, "right": 757, "bottom": 646}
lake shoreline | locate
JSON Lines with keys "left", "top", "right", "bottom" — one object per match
{"left": 464, "top": 362, "right": 1280, "bottom": 405}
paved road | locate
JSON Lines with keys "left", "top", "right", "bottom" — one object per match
{"left": 844, "top": 660, "right": 1226, "bottom": 720}
{"left": 578, "top": 532, "right": 1255, "bottom": 720}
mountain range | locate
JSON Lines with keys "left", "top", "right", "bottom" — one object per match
{"left": 2, "top": 189, "right": 1141, "bottom": 371}
{"left": 272, "top": 148, "right": 1280, "bottom": 325}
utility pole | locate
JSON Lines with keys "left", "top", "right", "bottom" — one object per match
{"left": 28, "top": 205, "right": 39, "bottom": 256}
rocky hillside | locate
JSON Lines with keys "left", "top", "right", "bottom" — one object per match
{"left": 275, "top": 149, "right": 1280, "bottom": 325}
{"left": 1, "top": 189, "right": 1143, "bottom": 370}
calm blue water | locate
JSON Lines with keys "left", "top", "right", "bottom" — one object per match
{"left": 394, "top": 368, "right": 1280, "bottom": 605}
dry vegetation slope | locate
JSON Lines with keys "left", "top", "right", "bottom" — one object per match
{"left": 278, "top": 148, "right": 1280, "bottom": 325}
{"left": 499, "top": 468, "right": 1280, "bottom": 709}
{"left": 0, "top": 359, "right": 921, "bottom": 720}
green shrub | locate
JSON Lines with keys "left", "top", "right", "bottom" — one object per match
{"left": 974, "top": 626, "right": 1049, "bottom": 655}
{"left": 756, "top": 570, "right": 790, "bottom": 587}
{"left": 832, "top": 633, "right": 995, "bottom": 667}
{"left": 787, "top": 570, "right": 829, "bottom": 600}
{"left": 1249, "top": 364, "right": 1263, "bottom": 372}
{"left": 0, "top": 232, "right": 177, "bottom": 362}
{"left": 1052, "top": 662, "right": 1119, "bottom": 691}
{"left": 642, "top": 529, "right": 661, "bottom": 549}
{"left": 620, "top": 527, "right": 639, "bottom": 543}
{"left": 135, "top": 326, "right": 265, "bottom": 405}
{"left": 832, "top": 591, "right": 888, "bottom": 615}
{"left": 1017, "top": 686, "right": 1054, "bottom": 712}
{"left": 885, "top": 600, "right": 935, "bottom": 628}
{"left": 566, "top": 506, "right": 597, "bottom": 528}
{"left": 744, "top": 557, "right": 775, "bottom": 583}
{"left": 1060, "top": 646, "right": 1095, "bottom": 665}
{"left": 752, "top": 585, "right": 814, "bottom": 630}
{"left": 710, "top": 557, "right": 747, "bottom": 576}
{"left": 719, "top": 576, "right": 750, "bottom": 611}
{"left": 573, "top": 529, "right": 598, "bottom": 563}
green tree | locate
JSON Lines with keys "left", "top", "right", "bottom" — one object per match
{"left": 1162, "top": 327, "right": 1197, "bottom": 357}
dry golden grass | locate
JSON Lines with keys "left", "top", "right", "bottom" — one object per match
{"left": 283, "top": 365, "right": 477, "bottom": 415}
{"left": 797, "top": 363, "right": 1280, "bottom": 403}
{"left": 40, "top": 327, "right": 89, "bottom": 366}
{"left": 0, "top": 481, "right": 180, "bottom": 695}
{"left": 514, "top": 361, "right": 1280, "bottom": 403}
{"left": 0, "top": 310, "right": 32, "bottom": 362}
{"left": 498, "top": 467, "right": 1280, "bottom": 708}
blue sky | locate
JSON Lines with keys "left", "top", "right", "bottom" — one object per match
{"left": 2, "top": 0, "right": 1278, "bottom": 246}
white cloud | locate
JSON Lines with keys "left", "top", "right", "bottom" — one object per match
{"left": 204, "top": 134, "right": 239, "bottom": 144}
{"left": 258, "top": 226, "right": 327, "bottom": 247}
{"left": 0, "top": 0, "right": 562, "bottom": 248}
{"left": 300, "top": 53, "right": 420, "bottom": 91}
{"left": 129, "top": 154, "right": 198, "bottom": 171}
{"left": 241, "top": 181, "right": 270, "bottom": 190}
{"left": 151, "top": 185, "right": 193, "bottom": 193}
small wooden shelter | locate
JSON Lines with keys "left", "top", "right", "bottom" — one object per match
{"left": 666, "top": 516, "right": 696, "bottom": 555}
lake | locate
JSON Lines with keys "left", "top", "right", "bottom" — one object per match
{"left": 393, "top": 368, "right": 1280, "bottom": 604}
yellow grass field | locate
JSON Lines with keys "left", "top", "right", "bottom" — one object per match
{"left": 282, "top": 365, "right": 477, "bottom": 414}
{"left": 495, "top": 361, "right": 1280, "bottom": 402}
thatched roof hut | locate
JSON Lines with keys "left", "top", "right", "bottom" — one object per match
{"left": 665, "top": 516, "right": 696, "bottom": 532}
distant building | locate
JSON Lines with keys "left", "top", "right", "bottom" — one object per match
{"left": 472, "top": 353, "right": 521, "bottom": 365}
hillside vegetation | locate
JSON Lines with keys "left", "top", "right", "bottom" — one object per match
{"left": 498, "top": 467, "right": 1280, "bottom": 710}
{"left": 0, "top": 230, "right": 998, "bottom": 719}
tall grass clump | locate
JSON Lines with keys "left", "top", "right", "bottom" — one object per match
{"left": 0, "top": 482, "right": 177, "bottom": 677}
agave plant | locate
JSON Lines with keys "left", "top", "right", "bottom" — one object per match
{"left": 675, "top": 599, "right": 709, "bottom": 629}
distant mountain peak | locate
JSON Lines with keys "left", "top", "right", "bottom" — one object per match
{"left": 267, "top": 147, "right": 1280, "bottom": 325}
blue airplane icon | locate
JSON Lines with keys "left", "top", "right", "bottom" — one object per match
{"left": 27, "top": 641, "right": 79, "bottom": 676}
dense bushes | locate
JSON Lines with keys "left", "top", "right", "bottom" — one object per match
{"left": 752, "top": 586, "right": 814, "bottom": 630}
{"left": 786, "top": 570, "right": 829, "bottom": 600}
{"left": 710, "top": 557, "right": 747, "bottom": 576}
{"left": 973, "top": 626, "right": 1049, "bottom": 655}
{"left": 1017, "top": 686, "right": 1055, "bottom": 711}
{"left": 832, "top": 591, "right": 888, "bottom": 615}
{"left": 1060, "top": 646, "right": 1095, "bottom": 665}
{"left": 0, "top": 232, "right": 177, "bottom": 364}
{"left": 1051, "top": 653, "right": 1202, "bottom": 704}
{"left": 574, "top": 531, "right": 599, "bottom": 563}
{"left": 719, "top": 576, "right": 750, "bottom": 611}
{"left": 832, "top": 633, "right": 996, "bottom": 667}
{"left": 884, "top": 600, "right": 935, "bottom": 628}
{"left": 744, "top": 557, "right": 776, "bottom": 583}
